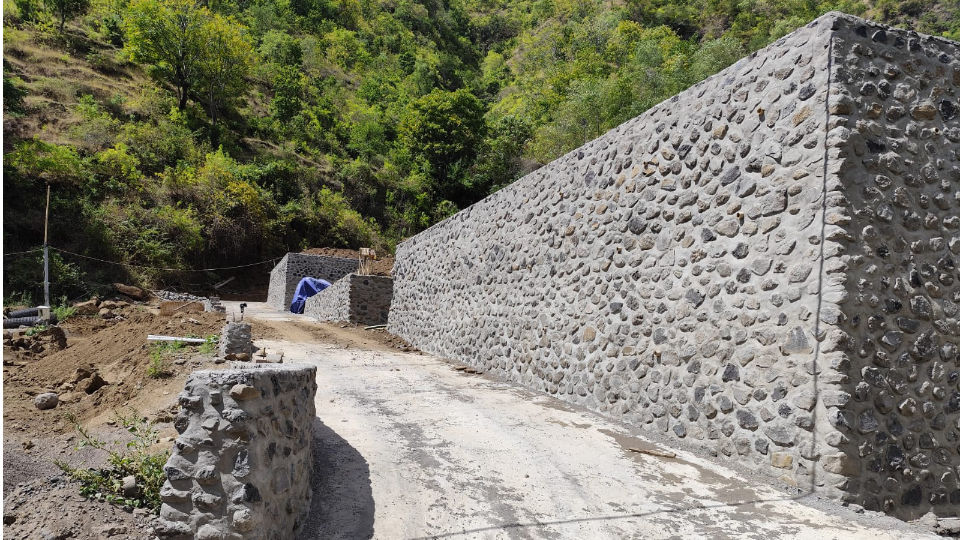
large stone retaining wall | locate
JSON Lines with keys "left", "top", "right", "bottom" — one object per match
{"left": 388, "top": 12, "right": 960, "bottom": 519}
{"left": 156, "top": 364, "right": 318, "bottom": 539}
{"left": 304, "top": 274, "right": 394, "bottom": 325}
{"left": 266, "top": 253, "right": 358, "bottom": 311}
{"left": 827, "top": 16, "right": 960, "bottom": 517}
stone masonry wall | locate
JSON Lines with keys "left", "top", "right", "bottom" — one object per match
{"left": 819, "top": 16, "right": 960, "bottom": 518}
{"left": 388, "top": 12, "right": 960, "bottom": 519}
{"left": 266, "top": 253, "right": 358, "bottom": 311}
{"left": 155, "top": 364, "right": 317, "bottom": 539}
{"left": 392, "top": 14, "right": 834, "bottom": 489}
{"left": 304, "top": 274, "right": 394, "bottom": 325}
{"left": 304, "top": 277, "right": 352, "bottom": 323}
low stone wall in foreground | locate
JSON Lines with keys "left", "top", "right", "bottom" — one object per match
{"left": 156, "top": 363, "right": 317, "bottom": 539}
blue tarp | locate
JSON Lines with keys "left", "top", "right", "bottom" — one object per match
{"left": 290, "top": 277, "right": 332, "bottom": 314}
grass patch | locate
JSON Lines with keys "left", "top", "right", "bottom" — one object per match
{"left": 25, "top": 323, "right": 47, "bottom": 336}
{"left": 146, "top": 340, "right": 183, "bottom": 378}
{"left": 56, "top": 409, "right": 168, "bottom": 513}
{"left": 52, "top": 296, "right": 77, "bottom": 321}
{"left": 198, "top": 334, "right": 218, "bottom": 354}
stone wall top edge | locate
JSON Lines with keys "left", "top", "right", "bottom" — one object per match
{"left": 345, "top": 273, "right": 394, "bottom": 282}
{"left": 396, "top": 16, "right": 833, "bottom": 250}
{"left": 186, "top": 364, "right": 316, "bottom": 383}
{"left": 285, "top": 252, "right": 358, "bottom": 264}
{"left": 824, "top": 11, "right": 960, "bottom": 50}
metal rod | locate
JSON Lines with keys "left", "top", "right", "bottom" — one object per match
{"left": 43, "top": 184, "right": 50, "bottom": 308}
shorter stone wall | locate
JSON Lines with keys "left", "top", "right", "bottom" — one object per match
{"left": 304, "top": 277, "right": 352, "bottom": 323}
{"left": 156, "top": 363, "right": 317, "bottom": 540}
{"left": 266, "top": 253, "right": 359, "bottom": 311}
{"left": 304, "top": 274, "right": 394, "bottom": 325}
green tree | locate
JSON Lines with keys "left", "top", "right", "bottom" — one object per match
{"left": 399, "top": 88, "right": 486, "bottom": 181}
{"left": 125, "top": 0, "right": 208, "bottom": 110}
{"left": 45, "top": 0, "right": 90, "bottom": 31}
{"left": 197, "top": 14, "right": 254, "bottom": 127}
{"left": 271, "top": 65, "right": 305, "bottom": 122}
{"left": 125, "top": 0, "right": 252, "bottom": 120}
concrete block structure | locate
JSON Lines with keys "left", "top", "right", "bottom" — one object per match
{"left": 304, "top": 274, "right": 394, "bottom": 325}
{"left": 389, "top": 12, "right": 960, "bottom": 519}
{"left": 265, "top": 253, "right": 358, "bottom": 311}
{"left": 156, "top": 363, "right": 318, "bottom": 539}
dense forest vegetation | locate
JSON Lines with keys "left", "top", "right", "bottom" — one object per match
{"left": 3, "top": 0, "right": 959, "bottom": 301}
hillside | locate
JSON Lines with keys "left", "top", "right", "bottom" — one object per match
{"left": 3, "top": 0, "right": 958, "bottom": 301}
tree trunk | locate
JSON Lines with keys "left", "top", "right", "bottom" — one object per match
{"left": 208, "top": 88, "right": 217, "bottom": 128}
{"left": 178, "top": 87, "right": 189, "bottom": 110}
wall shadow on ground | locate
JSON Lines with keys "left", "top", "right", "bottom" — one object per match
{"left": 298, "top": 418, "right": 376, "bottom": 540}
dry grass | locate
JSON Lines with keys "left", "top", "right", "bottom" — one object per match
{"left": 3, "top": 23, "right": 150, "bottom": 146}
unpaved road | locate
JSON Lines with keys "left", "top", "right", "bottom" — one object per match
{"left": 228, "top": 302, "right": 932, "bottom": 540}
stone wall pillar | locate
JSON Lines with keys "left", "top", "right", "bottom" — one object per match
{"left": 156, "top": 364, "right": 317, "bottom": 539}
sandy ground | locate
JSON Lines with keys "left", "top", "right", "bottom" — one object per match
{"left": 227, "top": 301, "right": 936, "bottom": 540}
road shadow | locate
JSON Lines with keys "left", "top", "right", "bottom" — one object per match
{"left": 297, "top": 418, "right": 375, "bottom": 540}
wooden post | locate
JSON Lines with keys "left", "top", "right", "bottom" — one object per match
{"left": 43, "top": 183, "right": 50, "bottom": 308}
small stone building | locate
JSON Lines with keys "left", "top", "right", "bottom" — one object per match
{"left": 389, "top": 13, "right": 960, "bottom": 519}
{"left": 266, "top": 253, "right": 358, "bottom": 311}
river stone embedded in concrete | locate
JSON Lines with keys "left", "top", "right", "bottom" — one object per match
{"left": 155, "top": 363, "right": 317, "bottom": 539}
{"left": 388, "top": 12, "right": 960, "bottom": 520}
{"left": 265, "top": 254, "right": 358, "bottom": 311}
{"left": 304, "top": 274, "right": 394, "bottom": 325}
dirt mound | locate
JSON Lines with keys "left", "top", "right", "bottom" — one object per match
{"left": 3, "top": 300, "right": 230, "bottom": 538}
{"left": 302, "top": 247, "right": 394, "bottom": 276}
{"left": 3, "top": 304, "right": 224, "bottom": 434}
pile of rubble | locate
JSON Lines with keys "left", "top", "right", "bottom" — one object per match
{"left": 153, "top": 290, "right": 226, "bottom": 313}
{"left": 3, "top": 326, "right": 67, "bottom": 356}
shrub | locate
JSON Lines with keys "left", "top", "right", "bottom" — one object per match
{"left": 12, "top": 0, "right": 45, "bottom": 22}
{"left": 6, "top": 139, "right": 85, "bottom": 185}
{"left": 2, "top": 250, "right": 87, "bottom": 306}
{"left": 146, "top": 340, "right": 182, "bottom": 378}
{"left": 56, "top": 410, "right": 168, "bottom": 512}
{"left": 3, "top": 74, "right": 28, "bottom": 115}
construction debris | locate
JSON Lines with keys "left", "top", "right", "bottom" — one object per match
{"left": 628, "top": 447, "right": 676, "bottom": 459}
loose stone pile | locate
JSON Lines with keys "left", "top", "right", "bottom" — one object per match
{"left": 156, "top": 363, "right": 317, "bottom": 539}
{"left": 154, "top": 291, "right": 226, "bottom": 313}
{"left": 265, "top": 254, "right": 359, "bottom": 311}
{"left": 219, "top": 322, "right": 253, "bottom": 360}
{"left": 388, "top": 12, "right": 960, "bottom": 519}
{"left": 304, "top": 274, "right": 394, "bottom": 325}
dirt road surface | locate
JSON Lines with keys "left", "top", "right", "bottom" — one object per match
{"left": 226, "top": 301, "right": 932, "bottom": 540}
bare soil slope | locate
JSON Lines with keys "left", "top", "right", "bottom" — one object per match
{"left": 3, "top": 301, "right": 226, "bottom": 539}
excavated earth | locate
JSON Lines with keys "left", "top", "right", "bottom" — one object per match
{"left": 3, "top": 300, "right": 227, "bottom": 539}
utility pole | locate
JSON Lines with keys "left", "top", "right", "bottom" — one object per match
{"left": 43, "top": 183, "right": 50, "bottom": 308}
